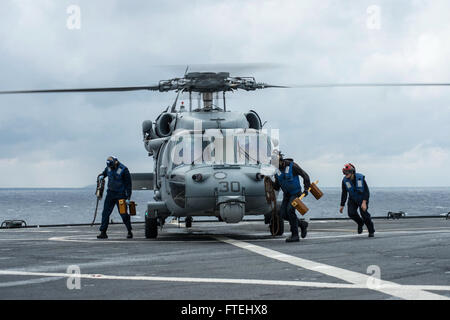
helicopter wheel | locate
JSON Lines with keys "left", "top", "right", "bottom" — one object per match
{"left": 145, "top": 215, "right": 158, "bottom": 239}
{"left": 269, "top": 214, "right": 284, "bottom": 236}
{"left": 185, "top": 216, "right": 192, "bottom": 228}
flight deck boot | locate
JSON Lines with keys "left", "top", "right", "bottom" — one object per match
{"left": 127, "top": 231, "right": 133, "bottom": 239}
{"left": 357, "top": 224, "right": 363, "bottom": 234}
{"left": 286, "top": 232, "right": 300, "bottom": 243}
{"left": 97, "top": 231, "right": 108, "bottom": 239}
{"left": 298, "top": 220, "right": 308, "bottom": 239}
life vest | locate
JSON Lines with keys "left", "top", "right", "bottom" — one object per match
{"left": 276, "top": 162, "right": 302, "bottom": 195}
{"left": 343, "top": 173, "right": 365, "bottom": 204}
{"left": 107, "top": 163, "right": 127, "bottom": 194}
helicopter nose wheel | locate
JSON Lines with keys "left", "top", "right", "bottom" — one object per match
{"left": 145, "top": 214, "right": 158, "bottom": 239}
{"left": 185, "top": 216, "right": 193, "bottom": 228}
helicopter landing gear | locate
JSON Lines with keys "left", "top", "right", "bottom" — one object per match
{"left": 269, "top": 214, "right": 284, "bottom": 236}
{"left": 145, "top": 213, "right": 158, "bottom": 239}
{"left": 185, "top": 216, "right": 192, "bottom": 228}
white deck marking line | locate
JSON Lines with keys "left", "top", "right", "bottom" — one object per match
{"left": 0, "top": 228, "right": 448, "bottom": 243}
{"left": 0, "top": 270, "right": 449, "bottom": 292}
{"left": 45, "top": 228, "right": 450, "bottom": 244}
{"left": 47, "top": 236, "right": 156, "bottom": 244}
{"left": 306, "top": 229, "right": 450, "bottom": 240}
{"left": 0, "top": 270, "right": 370, "bottom": 289}
{"left": 313, "top": 227, "right": 450, "bottom": 232}
{"left": 0, "top": 238, "right": 49, "bottom": 241}
{"left": 214, "top": 236, "right": 449, "bottom": 300}
{"left": 0, "top": 276, "right": 63, "bottom": 288}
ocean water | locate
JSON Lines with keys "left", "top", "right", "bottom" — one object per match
{"left": 0, "top": 187, "right": 449, "bottom": 226}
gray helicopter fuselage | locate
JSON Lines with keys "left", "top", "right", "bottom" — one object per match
{"left": 142, "top": 108, "right": 278, "bottom": 223}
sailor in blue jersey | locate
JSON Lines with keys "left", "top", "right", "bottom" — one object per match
{"left": 271, "top": 152, "right": 311, "bottom": 243}
{"left": 339, "top": 163, "right": 375, "bottom": 237}
{"left": 96, "top": 156, "right": 133, "bottom": 239}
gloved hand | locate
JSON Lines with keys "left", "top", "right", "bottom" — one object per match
{"left": 97, "top": 175, "right": 104, "bottom": 181}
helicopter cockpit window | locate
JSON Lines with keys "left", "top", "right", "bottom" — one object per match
{"left": 168, "top": 130, "right": 273, "bottom": 169}
{"left": 234, "top": 130, "right": 273, "bottom": 165}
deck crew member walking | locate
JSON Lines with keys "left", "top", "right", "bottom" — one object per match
{"left": 339, "top": 163, "right": 375, "bottom": 237}
{"left": 272, "top": 151, "right": 311, "bottom": 243}
{"left": 97, "top": 156, "right": 133, "bottom": 239}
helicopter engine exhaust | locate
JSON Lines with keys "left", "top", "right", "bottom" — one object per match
{"left": 245, "top": 110, "right": 262, "bottom": 130}
{"left": 155, "top": 113, "right": 174, "bottom": 137}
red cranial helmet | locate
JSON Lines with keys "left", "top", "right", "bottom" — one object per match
{"left": 342, "top": 163, "right": 355, "bottom": 175}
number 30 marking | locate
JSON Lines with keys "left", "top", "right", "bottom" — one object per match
{"left": 218, "top": 181, "right": 241, "bottom": 193}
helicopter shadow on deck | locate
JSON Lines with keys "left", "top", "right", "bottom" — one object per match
{"left": 148, "top": 228, "right": 280, "bottom": 242}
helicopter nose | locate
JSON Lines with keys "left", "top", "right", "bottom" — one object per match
{"left": 183, "top": 166, "right": 270, "bottom": 212}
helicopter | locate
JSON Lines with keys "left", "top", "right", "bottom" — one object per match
{"left": 1, "top": 71, "right": 449, "bottom": 238}
{"left": 134, "top": 72, "right": 286, "bottom": 238}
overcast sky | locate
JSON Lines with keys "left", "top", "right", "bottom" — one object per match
{"left": 0, "top": 0, "right": 449, "bottom": 187}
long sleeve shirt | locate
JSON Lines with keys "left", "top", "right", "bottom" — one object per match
{"left": 340, "top": 175, "right": 369, "bottom": 206}
{"left": 100, "top": 165, "right": 132, "bottom": 199}
{"left": 272, "top": 160, "right": 311, "bottom": 194}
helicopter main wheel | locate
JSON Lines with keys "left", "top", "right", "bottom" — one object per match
{"left": 145, "top": 215, "right": 158, "bottom": 239}
{"left": 185, "top": 216, "right": 192, "bottom": 228}
{"left": 269, "top": 214, "right": 284, "bottom": 236}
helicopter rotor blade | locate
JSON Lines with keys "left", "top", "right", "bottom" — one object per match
{"left": 0, "top": 85, "right": 160, "bottom": 95}
{"left": 285, "top": 83, "right": 450, "bottom": 88}
{"left": 259, "top": 84, "right": 290, "bottom": 89}
{"left": 2, "top": 80, "right": 449, "bottom": 96}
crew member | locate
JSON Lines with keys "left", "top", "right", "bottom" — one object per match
{"left": 339, "top": 163, "right": 375, "bottom": 237}
{"left": 272, "top": 151, "right": 311, "bottom": 243}
{"left": 97, "top": 156, "right": 133, "bottom": 239}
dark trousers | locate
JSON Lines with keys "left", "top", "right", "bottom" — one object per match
{"left": 347, "top": 199, "right": 375, "bottom": 233}
{"left": 280, "top": 194, "right": 300, "bottom": 237}
{"left": 99, "top": 192, "right": 132, "bottom": 232}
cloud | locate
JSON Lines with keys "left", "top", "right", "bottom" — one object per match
{"left": 302, "top": 144, "right": 450, "bottom": 187}
{"left": 0, "top": 0, "right": 449, "bottom": 187}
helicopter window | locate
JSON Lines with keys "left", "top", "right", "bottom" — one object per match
{"left": 237, "top": 134, "right": 258, "bottom": 164}
{"left": 169, "top": 135, "right": 192, "bottom": 169}
{"left": 168, "top": 131, "right": 273, "bottom": 168}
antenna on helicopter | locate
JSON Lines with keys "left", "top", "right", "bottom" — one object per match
{"left": 170, "top": 89, "right": 184, "bottom": 113}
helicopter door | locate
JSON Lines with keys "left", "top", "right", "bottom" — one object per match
{"left": 156, "top": 142, "right": 170, "bottom": 190}
{"left": 155, "top": 143, "right": 167, "bottom": 189}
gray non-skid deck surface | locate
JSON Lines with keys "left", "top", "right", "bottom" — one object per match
{"left": 0, "top": 218, "right": 449, "bottom": 300}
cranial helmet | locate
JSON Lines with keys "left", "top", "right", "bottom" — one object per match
{"left": 342, "top": 163, "right": 355, "bottom": 175}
